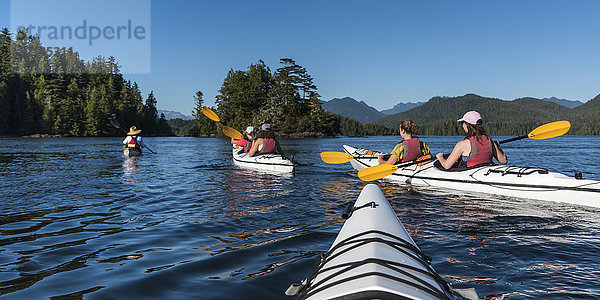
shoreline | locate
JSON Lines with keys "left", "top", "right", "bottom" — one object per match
{"left": 3, "top": 133, "right": 597, "bottom": 139}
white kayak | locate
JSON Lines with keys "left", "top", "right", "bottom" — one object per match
{"left": 232, "top": 146, "right": 294, "bottom": 174}
{"left": 123, "top": 147, "right": 142, "bottom": 157}
{"left": 343, "top": 145, "right": 600, "bottom": 209}
{"left": 287, "top": 184, "right": 476, "bottom": 300}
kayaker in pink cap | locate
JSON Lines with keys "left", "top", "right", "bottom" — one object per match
{"left": 435, "top": 111, "right": 507, "bottom": 169}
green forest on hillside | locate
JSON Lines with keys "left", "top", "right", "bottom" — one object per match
{"left": 373, "top": 94, "right": 600, "bottom": 135}
{"left": 0, "top": 28, "right": 172, "bottom": 136}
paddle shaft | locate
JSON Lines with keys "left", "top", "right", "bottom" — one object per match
{"left": 110, "top": 118, "right": 127, "bottom": 134}
{"left": 427, "top": 134, "right": 523, "bottom": 158}
{"left": 350, "top": 155, "right": 381, "bottom": 160}
{"left": 143, "top": 144, "right": 155, "bottom": 154}
{"left": 405, "top": 135, "right": 517, "bottom": 167}
{"left": 498, "top": 135, "right": 526, "bottom": 144}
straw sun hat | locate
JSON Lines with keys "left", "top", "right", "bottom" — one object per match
{"left": 127, "top": 126, "right": 142, "bottom": 136}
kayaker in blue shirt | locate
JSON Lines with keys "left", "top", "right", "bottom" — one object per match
{"left": 436, "top": 111, "right": 507, "bottom": 169}
{"left": 378, "top": 120, "right": 431, "bottom": 165}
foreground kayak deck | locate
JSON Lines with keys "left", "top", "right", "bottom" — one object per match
{"left": 343, "top": 145, "right": 600, "bottom": 209}
{"left": 232, "top": 147, "right": 294, "bottom": 174}
{"left": 287, "top": 184, "right": 475, "bottom": 300}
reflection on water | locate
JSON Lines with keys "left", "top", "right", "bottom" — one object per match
{"left": 122, "top": 156, "right": 141, "bottom": 183}
{"left": 0, "top": 136, "right": 599, "bottom": 298}
{"left": 242, "top": 250, "right": 317, "bottom": 281}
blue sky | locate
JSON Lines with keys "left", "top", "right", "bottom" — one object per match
{"left": 2, "top": 0, "right": 599, "bottom": 114}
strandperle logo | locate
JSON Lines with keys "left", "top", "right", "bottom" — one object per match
{"left": 18, "top": 20, "right": 147, "bottom": 46}
{"left": 11, "top": 0, "right": 151, "bottom": 73}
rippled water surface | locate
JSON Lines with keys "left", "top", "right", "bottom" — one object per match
{"left": 1, "top": 136, "right": 599, "bottom": 299}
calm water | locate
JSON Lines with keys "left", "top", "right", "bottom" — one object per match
{"left": 0, "top": 136, "right": 599, "bottom": 299}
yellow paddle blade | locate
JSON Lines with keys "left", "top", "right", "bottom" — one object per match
{"left": 202, "top": 106, "right": 220, "bottom": 122}
{"left": 358, "top": 164, "right": 399, "bottom": 182}
{"left": 223, "top": 126, "right": 243, "bottom": 140}
{"left": 320, "top": 152, "right": 354, "bottom": 164}
{"left": 528, "top": 121, "right": 570, "bottom": 140}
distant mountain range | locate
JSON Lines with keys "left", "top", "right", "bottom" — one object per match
{"left": 321, "top": 97, "right": 425, "bottom": 123}
{"left": 158, "top": 110, "right": 193, "bottom": 120}
{"left": 373, "top": 93, "right": 600, "bottom": 135}
{"left": 321, "top": 96, "right": 587, "bottom": 125}
{"left": 321, "top": 97, "right": 386, "bottom": 124}
{"left": 380, "top": 102, "right": 426, "bottom": 115}
{"left": 542, "top": 97, "right": 583, "bottom": 109}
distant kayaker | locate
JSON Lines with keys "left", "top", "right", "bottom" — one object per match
{"left": 123, "top": 126, "right": 144, "bottom": 151}
{"left": 378, "top": 120, "right": 431, "bottom": 165}
{"left": 248, "top": 123, "right": 284, "bottom": 157}
{"left": 231, "top": 126, "right": 255, "bottom": 152}
{"left": 436, "top": 111, "right": 507, "bottom": 169}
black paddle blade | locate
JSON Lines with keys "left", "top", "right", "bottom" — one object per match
{"left": 109, "top": 118, "right": 122, "bottom": 129}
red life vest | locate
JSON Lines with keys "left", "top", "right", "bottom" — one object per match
{"left": 259, "top": 138, "right": 276, "bottom": 154}
{"left": 236, "top": 139, "right": 252, "bottom": 152}
{"left": 127, "top": 136, "right": 140, "bottom": 148}
{"left": 466, "top": 135, "right": 492, "bottom": 167}
{"left": 399, "top": 138, "right": 421, "bottom": 162}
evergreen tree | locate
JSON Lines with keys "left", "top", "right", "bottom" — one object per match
{"left": 216, "top": 60, "right": 271, "bottom": 130}
{"left": 54, "top": 78, "right": 84, "bottom": 135}
{"left": 191, "top": 90, "right": 216, "bottom": 136}
{"left": 191, "top": 90, "right": 204, "bottom": 121}
{"left": 33, "top": 74, "right": 51, "bottom": 132}
{"left": 142, "top": 91, "right": 158, "bottom": 134}
{"left": 0, "top": 28, "right": 12, "bottom": 134}
{"left": 158, "top": 113, "right": 172, "bottom": 136}
{"left": 84, "top": 85, "right": 104, "bottom": 136}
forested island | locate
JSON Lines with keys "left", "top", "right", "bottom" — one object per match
{"left": 2, "top": 28, "right": 599, "bottom": 138}
{"left": 181, "top": 58, "right": 395, "bottom": 137}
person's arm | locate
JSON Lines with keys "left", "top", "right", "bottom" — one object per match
{"left": 248, "top": 138, "right": 261, "bottom": 157}
{"left": 137, "top": 137, "right": 143, "bottom": 146}
{"left": 436, "top": 140, "right": 468, "bottom": 169}
{"left": 493, "top": 141, "right": 508, "bottom": 164}
{"left": 123, "top": 136, "right": 130, "bottom": 144}
{"left": 232, "top": 138, "right": 246, "bottom": 148}
{"left": 379, "top": 143, "right": 402, "bottom": 164}
{"left": 378, "top": 154, "right": 398, "bottom": 165}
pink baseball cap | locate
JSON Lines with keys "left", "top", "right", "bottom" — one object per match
{"left": 457, "top": 111, "right": 483, "bottom": 125}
